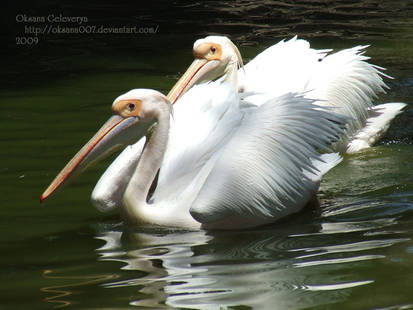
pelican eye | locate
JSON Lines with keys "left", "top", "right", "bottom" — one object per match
{"left": 210, "top": 46, "right": 216, "bottom": 54}
{"left": 127, "top": 102, "right": 136, "bottom": 111}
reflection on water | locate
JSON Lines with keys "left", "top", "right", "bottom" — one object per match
{"left": 91, "top": 208, "right": 409, "bottom": 309}
{"left": 41, "top": 270, "right": 118, "bottom": 308}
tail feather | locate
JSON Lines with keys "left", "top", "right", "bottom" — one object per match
{"left": 346, "top": 102, "right": 407, "bottom": 153}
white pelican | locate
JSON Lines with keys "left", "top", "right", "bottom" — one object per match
{"left": 170, "top": 36, "right": 406, "bottom": 153}
{"left": 41, "top": 81, "right": 347, "bottom": 229}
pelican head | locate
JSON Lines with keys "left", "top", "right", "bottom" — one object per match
{"left": 167, "top": 36, "right": 243, "bottom": 103}
{"left": 40, "top": 89, "right": 170, "bottom": 202}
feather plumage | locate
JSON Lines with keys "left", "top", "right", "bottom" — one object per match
{"left": 237, "top": 36, "right": 403, "bottom": 153}
{"left": 189, "top": 91, "right": 347, "bottom": 225}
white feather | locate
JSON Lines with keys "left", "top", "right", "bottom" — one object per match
{"left": 238, "top": 36, "right": 401, "bottom": 152}
{"left": 346, "top": 102, "right": 407, "bottom": 153}
{"left": 91, "top": 138, "right": 146, "bottom": 211}
{"left": 189, "top": 92, "right": 346, "bottom": 225}
{"left": 152, "top": 82, "right": 243, "bottom": 204}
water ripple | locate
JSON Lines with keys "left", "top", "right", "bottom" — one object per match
{"left": 93, "top": 213, "right": 411, "bottom": 309}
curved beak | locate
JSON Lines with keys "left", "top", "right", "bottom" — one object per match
{"left": 167, "top": 58, "right": 220, "bottom": 104}
{"left": 40, "top": 115, "right": 145, "bottom": 202}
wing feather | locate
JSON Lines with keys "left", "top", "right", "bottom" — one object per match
{"left": 152, "top": 82, "right": 242, "bottom": 203}
{"left": 190, "top": 93, "right": 347, "bottom": 224}
{"left": 239, "top": 37, "right": 390, "bottom": 152}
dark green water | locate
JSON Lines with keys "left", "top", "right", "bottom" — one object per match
{"left": 2, "top": 1, "right": 413, "bottom": 309}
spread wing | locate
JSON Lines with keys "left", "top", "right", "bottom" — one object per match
{"left": 190, "top": 92, "right": 347, "bottom": 224}
{"left": 239, "top": 37, "right": 389, "bottom": 151}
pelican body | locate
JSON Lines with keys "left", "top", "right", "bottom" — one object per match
{"left": 41, "top": 81, "right": 347, "bottom": 229}
{"left": 40, "top": 35, "right": 405, "bottom": 229}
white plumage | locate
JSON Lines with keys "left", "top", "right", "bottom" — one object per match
{"left": 89, "top": 36, "right": 406, "bottom": 228}
{"left": 194, "top": 36, "right": 406, "bottom": 153}
{"left": 93, "top": 81, "right": 346, "bottom": 229}
{"left": 189, "top": 90, "right": 346, "bottom": 226}
{"left": 41, "top": 36, "right": 406, "bottom": 230}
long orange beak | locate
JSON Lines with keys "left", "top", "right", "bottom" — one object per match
{"left": 40, "top": 115, "right": 144, "bottom": 202}
{"left": 167, "top": 58, "right": 220, "bottom": 104}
